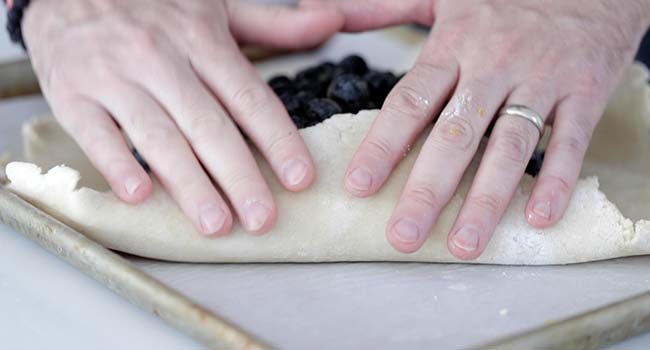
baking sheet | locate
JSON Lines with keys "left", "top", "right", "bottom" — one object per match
{"left": 134, "top": 258, "right": 650, "bottom": 349}
{"left": 130, "top": 29, "right": 650, "bottom": 349}
{"left": 3, "top": 28, "right": 650, "bottom": 349}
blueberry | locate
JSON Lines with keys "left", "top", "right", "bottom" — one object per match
{"left": 296, "top": 62, "right": 335, "bottom": 96}
{"left": 364, "top": 70, "right": 397, "bottom": 106}
{"left": 268, "top": 75, "right": 295, "bottom": 95}
{"left": 294, "top": 77, "right": 323, "bottom": 97}
{"left": 131, "top": 148, "right": 150, "bottom": 172}
{"left": 305, "top": 98, "right": 342, "bottom": 124}
{"left": 525, "top": 150, "right": 545, "bottom": 177}
{"left": 366, "top": 101, "right": 379, "bottom": 110}
{"left": 296, "top": 90, "right": 316, "bottom": 102}
{"left": 327, "top": 73, "right": 371, "bottom": 113}
{"left": 279, "top": 90, "right": 314, "bottom": 116}
{"left": 317, "top": 62, "right": 336, "bottom": 77}
{"left": 295, "top": 90, "right": 316, "bottom": 112}
{"left": 268, "top": 75, "right": 291, "bottom": 89}
{"left": 335, "top": 55, "right": 368, "bottom": 76}
{"left": 294, "top": 62, "right": 331, "bottom": 97}
{"left": 279, "top": 93, "right": 296, "bottom": 112}
{"left": 290, "top": 114, "right": 309, "bottom": 129}
{"left": 279, "top": 94, "right": 301, "bottom": 116}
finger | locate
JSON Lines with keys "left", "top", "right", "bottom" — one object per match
{"left": 344, "top": 44, "right": 458, "bottom": 197}
{"left": 447, "top": 84, "right": 555, "bottom": 260}
{"left": 89, "top": 82, "right": 233, "bottom": 237}
{"left": 227, "top": 0, "right": 344, "bottom": 50}
{"left": 192, "top": 43, "right": 315, "bottom": 192}
{"left": 525, "top": 94, "right": 601, "bottom": 228}
{"left": 386, "top": 76, "right": 510, "bottom": 254}
{"left": 334, "top": 0, "right": 434, "bottom": 32}
{"left": 53, "top": 97, "right": 152, "bottom": 204}
{"left": 127, "top": 52, "right": 277, "bottom": 234}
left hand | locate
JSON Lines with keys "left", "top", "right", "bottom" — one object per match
{"left": 338, "top": 0, "right": 650, "bottom": 259}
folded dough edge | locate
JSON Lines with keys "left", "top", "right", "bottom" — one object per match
{"left": 6, "top": 107, "right": 650, "bottom": 265}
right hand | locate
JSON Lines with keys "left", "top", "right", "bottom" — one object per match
{"left": 22, "top": 0, "right": 343, "bottom": 236}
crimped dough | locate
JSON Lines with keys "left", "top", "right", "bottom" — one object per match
{"left": 5, "top": 64, "right": 650, "bottom": 265}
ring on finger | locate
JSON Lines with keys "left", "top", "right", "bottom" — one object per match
{"left": 498, "top": 104, "right": 545, "bottom": 137}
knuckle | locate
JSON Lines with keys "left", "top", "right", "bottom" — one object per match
{"left": 364, "top": 137, "right": 394, "bottom": 161}
{"left": 573, "top": 69, "right": 606, "bottom": 97}
{"left": 130, "top": 27, "right": 157, "bottom": 48}
{"left": 404, "top": 184, "right": 442, "bottom": 211}
{"left": 87, "top": 55, "right": 118, "bottom": 81}
{"left": 545, "top": 175, "right": 573, "bottom": 196}
{"left": 232, "top": 85, "right": 272, "bottom": 120}
{"left": 220, "top": 169, "right": 261, "bottom": 195}
{"left": 177, "top": 180, "right": 208, "bottom": 202}
{"left": 140, "top": 124, "right": 177, "bottom": 149}
{"left": 548, "top": 133, "right": 589, "bottom": 159}
{"left": 413, "top": 60, "right": 455, "bottom": 80}
{"left": 492, "top": 126, "right": 533, "bottom": 164}
{"left": 186, "top": 14, "right": 216, "bottom": 43}
{"left": 177, "top": 182, "right": 224, "bottom": 211}
{"left": 468, "top": 192, "right": 503, "bottom": 217}
{"left": 83, "top": 125, "right": 115, "bottom": 155}
{"left": 435, "top": 26, "right": 467, "bottom": 52}
{"left": 430, "top": 117, "right": 476, "bottom": 153}
{"left": 482, "top": 53, "right": 511, "bottom": 76}
{"left": 129, "top": 26, "right": 163, "bottom": 59}
{"left": 384, "top": 85, "right": 432, "bottom": 121}
{"left": 482, "top": 42, "right": 520, "bottom": 75}
{"left": 188, "top": 113, "right": 228, "bottom": 146}
{"left": 463, "top": 75, "right": 493, "bottom": 95}
{"left": 274, "top": 29, "right": 313, "bottom": 51}
{"left": 264, "top": 128, "right": 298, "bottom": 159}
{"left": 291, "top": 31, "right": 316, "bottom": 49}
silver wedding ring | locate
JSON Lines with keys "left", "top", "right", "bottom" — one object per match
{"left": 498, "top": 104, "right": 545, "bottom": 137}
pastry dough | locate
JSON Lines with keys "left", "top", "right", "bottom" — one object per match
{"left": 5, "top": 64, "right": 650, "bottom": 265}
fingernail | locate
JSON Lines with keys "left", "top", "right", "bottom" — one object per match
{"left": 532, "top": 200, "right": 552, "bottom": 220}
{"left": 244, "top": 200, "right": 270, "bottom": 231}
{"left": 282, "top": 158, "right": 308, "bottom": 187}
{"left": 452, "top": 225, "right": 480, "bottom": 252}
{"left": 199, "top": 204, "right": 226, "bottom": 235}
{"left": 347, "top": 167, "right": 373, "bottom": 192}
{"left": 124, "top": 177, "right": 141, "bottom": 196}
{"left": 393, "top": 218, "right": 421, "bottom": 243}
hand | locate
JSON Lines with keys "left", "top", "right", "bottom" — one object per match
{"left": 339, "top": 0, "right": 650, "bottom": 259}
{"left": 22, "top": 0, "right": 343, "bottom": 236}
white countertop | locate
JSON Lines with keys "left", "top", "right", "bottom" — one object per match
{"left": 2, "top": 5, "right": 650, "bottom": 349}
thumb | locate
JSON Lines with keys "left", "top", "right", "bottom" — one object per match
{"left": 228, "top": 0, "right": 345, "bottom": 51}
{"left": 335, "top": 0, "right": 434, "bottom": 32}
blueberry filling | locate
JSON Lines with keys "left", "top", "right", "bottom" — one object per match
{"left": 268, "top": 54, "right": 543, "bottom": 177}
{"left": 326, "top": 73, "right": 370, "bottom": 113}
{"left": 305, "top": 98, "right": 342, "bottom": 126}
{"left": 269, "top": 54, "right": 400, "bottom": 128}
{"left": 364, "top": 71, "right": 398, "bottom": 107}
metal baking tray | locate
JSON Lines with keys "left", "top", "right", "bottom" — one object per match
{"left": 3, "top": 27, "right": 650, "bottom": 349}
